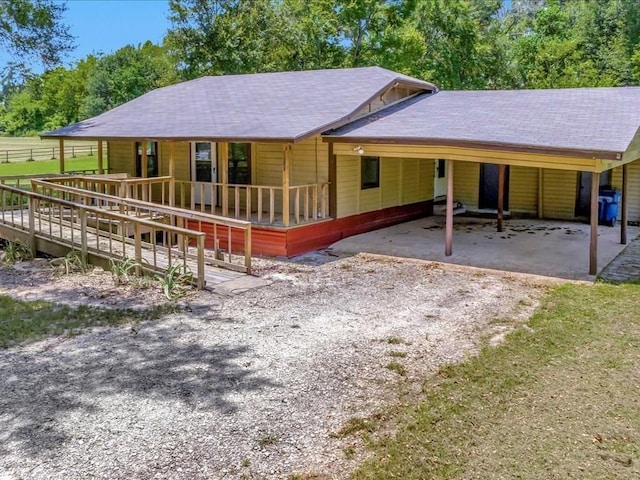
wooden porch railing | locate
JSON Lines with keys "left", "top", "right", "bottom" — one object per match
{"left": 0, "top": 182, "right": 210, "bottom": 288}
{"left": 175, "top": 181, "right": 330, "bottom": 226}
{"left": 31, "top": 179, "right": 252, "bottom": 275}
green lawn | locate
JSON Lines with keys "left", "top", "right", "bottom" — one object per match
{"left": 0, "top": 292, "right": 173, "bottom": 348}
{"left": 351, "top": 283, "right": 640, "bottom": 479}
{"left": 0, "top": 156, "right": 98, "bottom": 176}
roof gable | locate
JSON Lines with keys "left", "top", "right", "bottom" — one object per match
{"left": 325, "top": 87, "right": 640, "bottom": 158}
{"left": 42, "top": 67, "right": 437, "bottom": 142}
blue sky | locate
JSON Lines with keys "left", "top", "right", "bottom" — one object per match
{"left": 63, "top": 0, "right": 170, "bottom": 63}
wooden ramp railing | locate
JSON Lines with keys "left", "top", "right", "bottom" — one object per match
{"left": 31, "top": 179, "right": 252, "bottom": 275}
{"left": 0, "top": 180, "right": 252, "bottom": 289}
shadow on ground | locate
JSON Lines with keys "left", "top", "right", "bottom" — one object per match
{"left": 0, "top": 319, "right": 277, "bottom": 458}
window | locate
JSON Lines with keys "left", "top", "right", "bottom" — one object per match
{"left": 229, "top": 143, "right": 251, "bottom": 184}
{"left": 135, "top": 141, "right": 158, "bottom": 177}
{"left": 361, "top": 156, "right": 380, "bottom": 189}
{"left": 437, "top": 159, "right": 446, "bottom": 179}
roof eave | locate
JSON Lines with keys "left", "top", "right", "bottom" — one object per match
{"left": 321, "top": 135, "right": 623, "bottom": 160}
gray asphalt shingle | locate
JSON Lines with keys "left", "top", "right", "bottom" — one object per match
{"left": 42, "top": 67, "right": 436, "bottom": 142}
{"left": 326, "top": 87, "right": 640, "bottom": 156}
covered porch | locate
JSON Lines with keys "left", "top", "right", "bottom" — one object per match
{"left": 55, "top": 138, "right": 330, "bottom": 229}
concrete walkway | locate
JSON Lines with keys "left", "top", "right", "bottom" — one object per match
{"left": 330, "top": 216, "right": 638, "bottom": 281}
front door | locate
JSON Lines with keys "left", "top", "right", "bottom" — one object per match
{"left": 479, "top": 163, "right": 510, "bottom": 210}
{"left": 434, "top": 159, "right": 447, "bottom": 199}
{"left": 191, "top": 142, "right": 217, "bottom": 205}
{"left": 575, "top": 171, "right": 611, "bottom": 217}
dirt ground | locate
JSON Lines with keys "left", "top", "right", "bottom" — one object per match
{"left": 0, "top": 251, "right": 555, "bottom": 479}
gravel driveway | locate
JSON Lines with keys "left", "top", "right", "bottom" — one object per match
{"left": 0, "top": 253, "right": 550, "bottom": 479}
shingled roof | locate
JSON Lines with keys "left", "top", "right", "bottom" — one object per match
{"left": 324, "top": 87, "right": 640, "bottom": 159}
{"left": 42, "top": 67, "right": 436, "bottom": 142}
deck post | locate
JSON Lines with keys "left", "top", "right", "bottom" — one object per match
{"left": 79, "top": 208, "right": 88, "bottom": 265}
{"left": 445, "top": 159, "right": 454, "bottom": 256}
{"left": 28, "top": 197, "right": 37, "bottom": 254}
{"left": 220, "top": 142, "right": 229, "bottom": 217}
{"left": 590, "top": 171, "right": 600, "bottom": 275}
{"left": 168, "top": 141, "right": 176, "bottom": 207}
{"left": 621, "top": 163, "right": 628, "bottom": 245}
{"left": 283, "top": 143, "right": 292, "bottom": 227}
{"left": 497, "top": 164, "right": 505, "bottom": 232}
{"left": 59, "top": 139, "right": 65, "bottom": 173}
{"left": 97, "top": 140, "right": 104, "bottom": 174}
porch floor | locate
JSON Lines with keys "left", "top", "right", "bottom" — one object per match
{"left": 329, "top": 216, "right": 639, "bottom": 281}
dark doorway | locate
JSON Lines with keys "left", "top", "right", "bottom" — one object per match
{"left": 479, "top": 163, "right": 510, "bottom": 210}
{"left": 575, "top": 171, "right": 612, "bottom": 217}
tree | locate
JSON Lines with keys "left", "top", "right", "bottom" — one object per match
{"left": 81, "top": 42, "right": 178, "bottom": 118}
{"left": 0, "top": 0, "right": 74, "bottom": 69}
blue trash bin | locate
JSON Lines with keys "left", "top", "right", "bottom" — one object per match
{"left": 598, "top": 188, "right": 621, "bottom": 227}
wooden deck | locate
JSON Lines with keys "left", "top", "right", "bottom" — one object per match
{"left": 0, "top": 180, "right": 253, "bottom": 290}
{"left": 1, "top": 208, "right": 243, "bottom": 288}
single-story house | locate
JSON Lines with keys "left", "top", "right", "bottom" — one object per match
{"left": 42, "top": 67, "right": 640, "bottom": 274}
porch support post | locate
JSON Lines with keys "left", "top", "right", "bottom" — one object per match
{"left": 589, "top": 171, "right": 600, "bottom": 275}
{"left": 220, "top": 142, "right": 229, "bottom": 216}
{"left": 97, "top": 140, "right": 104, "bottom": 174}
{"left": 59, "top": 138, "right": 65, "bottom": 173}
{"left": 168, "top": 141, "right": 176, "bottom": 207}
{"left": 497, "top": 164, "right": 505, "bottom": 232}
{"left": 282, "top": 143, "right": 292, "bottom": 227}
{"left": 621, "top": 163, "right": 628, "bottom": 245}
{"left": 445, "top": 159, "right": 454, "bottom": 256}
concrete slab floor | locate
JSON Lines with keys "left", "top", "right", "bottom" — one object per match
{"left": 330, "top": 216, "right": 639, "bottom": 281}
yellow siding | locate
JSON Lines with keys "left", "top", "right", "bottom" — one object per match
{"left": 509, "top": 166, "right": 538, "bottom": 214}
{"left": 612, "top": 160, "right": 640, "bottom": 222}
{"left": 381, "top": 157, "right": 401, "bottom": 208}
{"left": 107, "top": 140, "right": 135, "bottom": 176}
{"left": 255, "top": 143, "right": 282, "bottom": 186}
{"left": 336, "top": 155, "right": 359, "bottom": 218}
{"left": 291, "top": 137, "right": 329, "bottom": 184}
{"left": 542, "top": 169, "right": 577, "bottom": 219}
{"left": 158, "top": 141, "right": 190, "bottom": 180}
{"left": 336, "top": 155, "right": 434, "bottom": 219}
{"left": 453, "top": 161, "right": 479, "bottom": 207}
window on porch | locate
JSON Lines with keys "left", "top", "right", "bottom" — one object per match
{"left": 135, "top": 141, "right": 158, "bottom": 177}
{"left": 229, "top": 143, "right": 251, "bottom": 184}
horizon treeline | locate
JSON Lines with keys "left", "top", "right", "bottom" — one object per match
{"left": 1, "top": 0, "right": 640, "bottom": 136}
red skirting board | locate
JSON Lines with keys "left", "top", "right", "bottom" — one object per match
{"left": 187, "top": 200, "right": 433, "bottom": 258}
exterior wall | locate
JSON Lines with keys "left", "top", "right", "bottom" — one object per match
{"left": 453, "top": 161, "right": 479, "bottom": 208}
{"left": 107, "top": 140, "right": 136, "bottom": 176}
{"left": 336, "top": 155, "right": 434, "bottom": 219}
{"left": 510, "top": 166, "right": 538, "bottom": 215}
{"left": 541, "top": 169, "right": 578, "bottom": 219}
{"left": 612, "top": 160, "right": 640, "bottom": 223}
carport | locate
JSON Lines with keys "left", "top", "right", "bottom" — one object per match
{"left": 330, "top": 216, "right": 638, "bottom": 280}
{"left": 324, "top": 87, "right": 640, "bottom": 275}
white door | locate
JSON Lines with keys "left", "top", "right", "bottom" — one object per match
{"left": 434, "top": 159, "right": 447, "bottom": 199}
{"left": 191, "top": 142, "right": 217, "bottom": 205}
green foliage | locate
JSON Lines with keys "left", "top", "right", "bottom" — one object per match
{"left": 0, "top": 293, "right": 173, "bottom": 348}
{"left": 0, "top": 0, "right": 74, "bottom": 69}
{"left": 0, "top": 239, "right": 33, "bottom": 264}
{"left": 2, "top": 0, "right": 640, "bottom": 136}
{"left": 156, "top": 263, "right": 193, "bottom": 300}
{"left": 110, "top": 256, "right": 142, "bottom": 286}
{"left": 50, "top": 250, "right": 89, "bottom": 275}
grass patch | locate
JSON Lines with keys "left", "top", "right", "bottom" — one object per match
{"left": 385, "top": 361, "right": 407, "bottom": 376}
{"left": 388, "top": 350, "right": 407, "bottom": 358}
{"left": 0, "top": 294, "right": 174, "bottom": 348}
{"left": 0, "top": 156, "right": 98, "bottom": 176}
{"left": 353, "top": 283, "right": 640, "bottom": 479}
